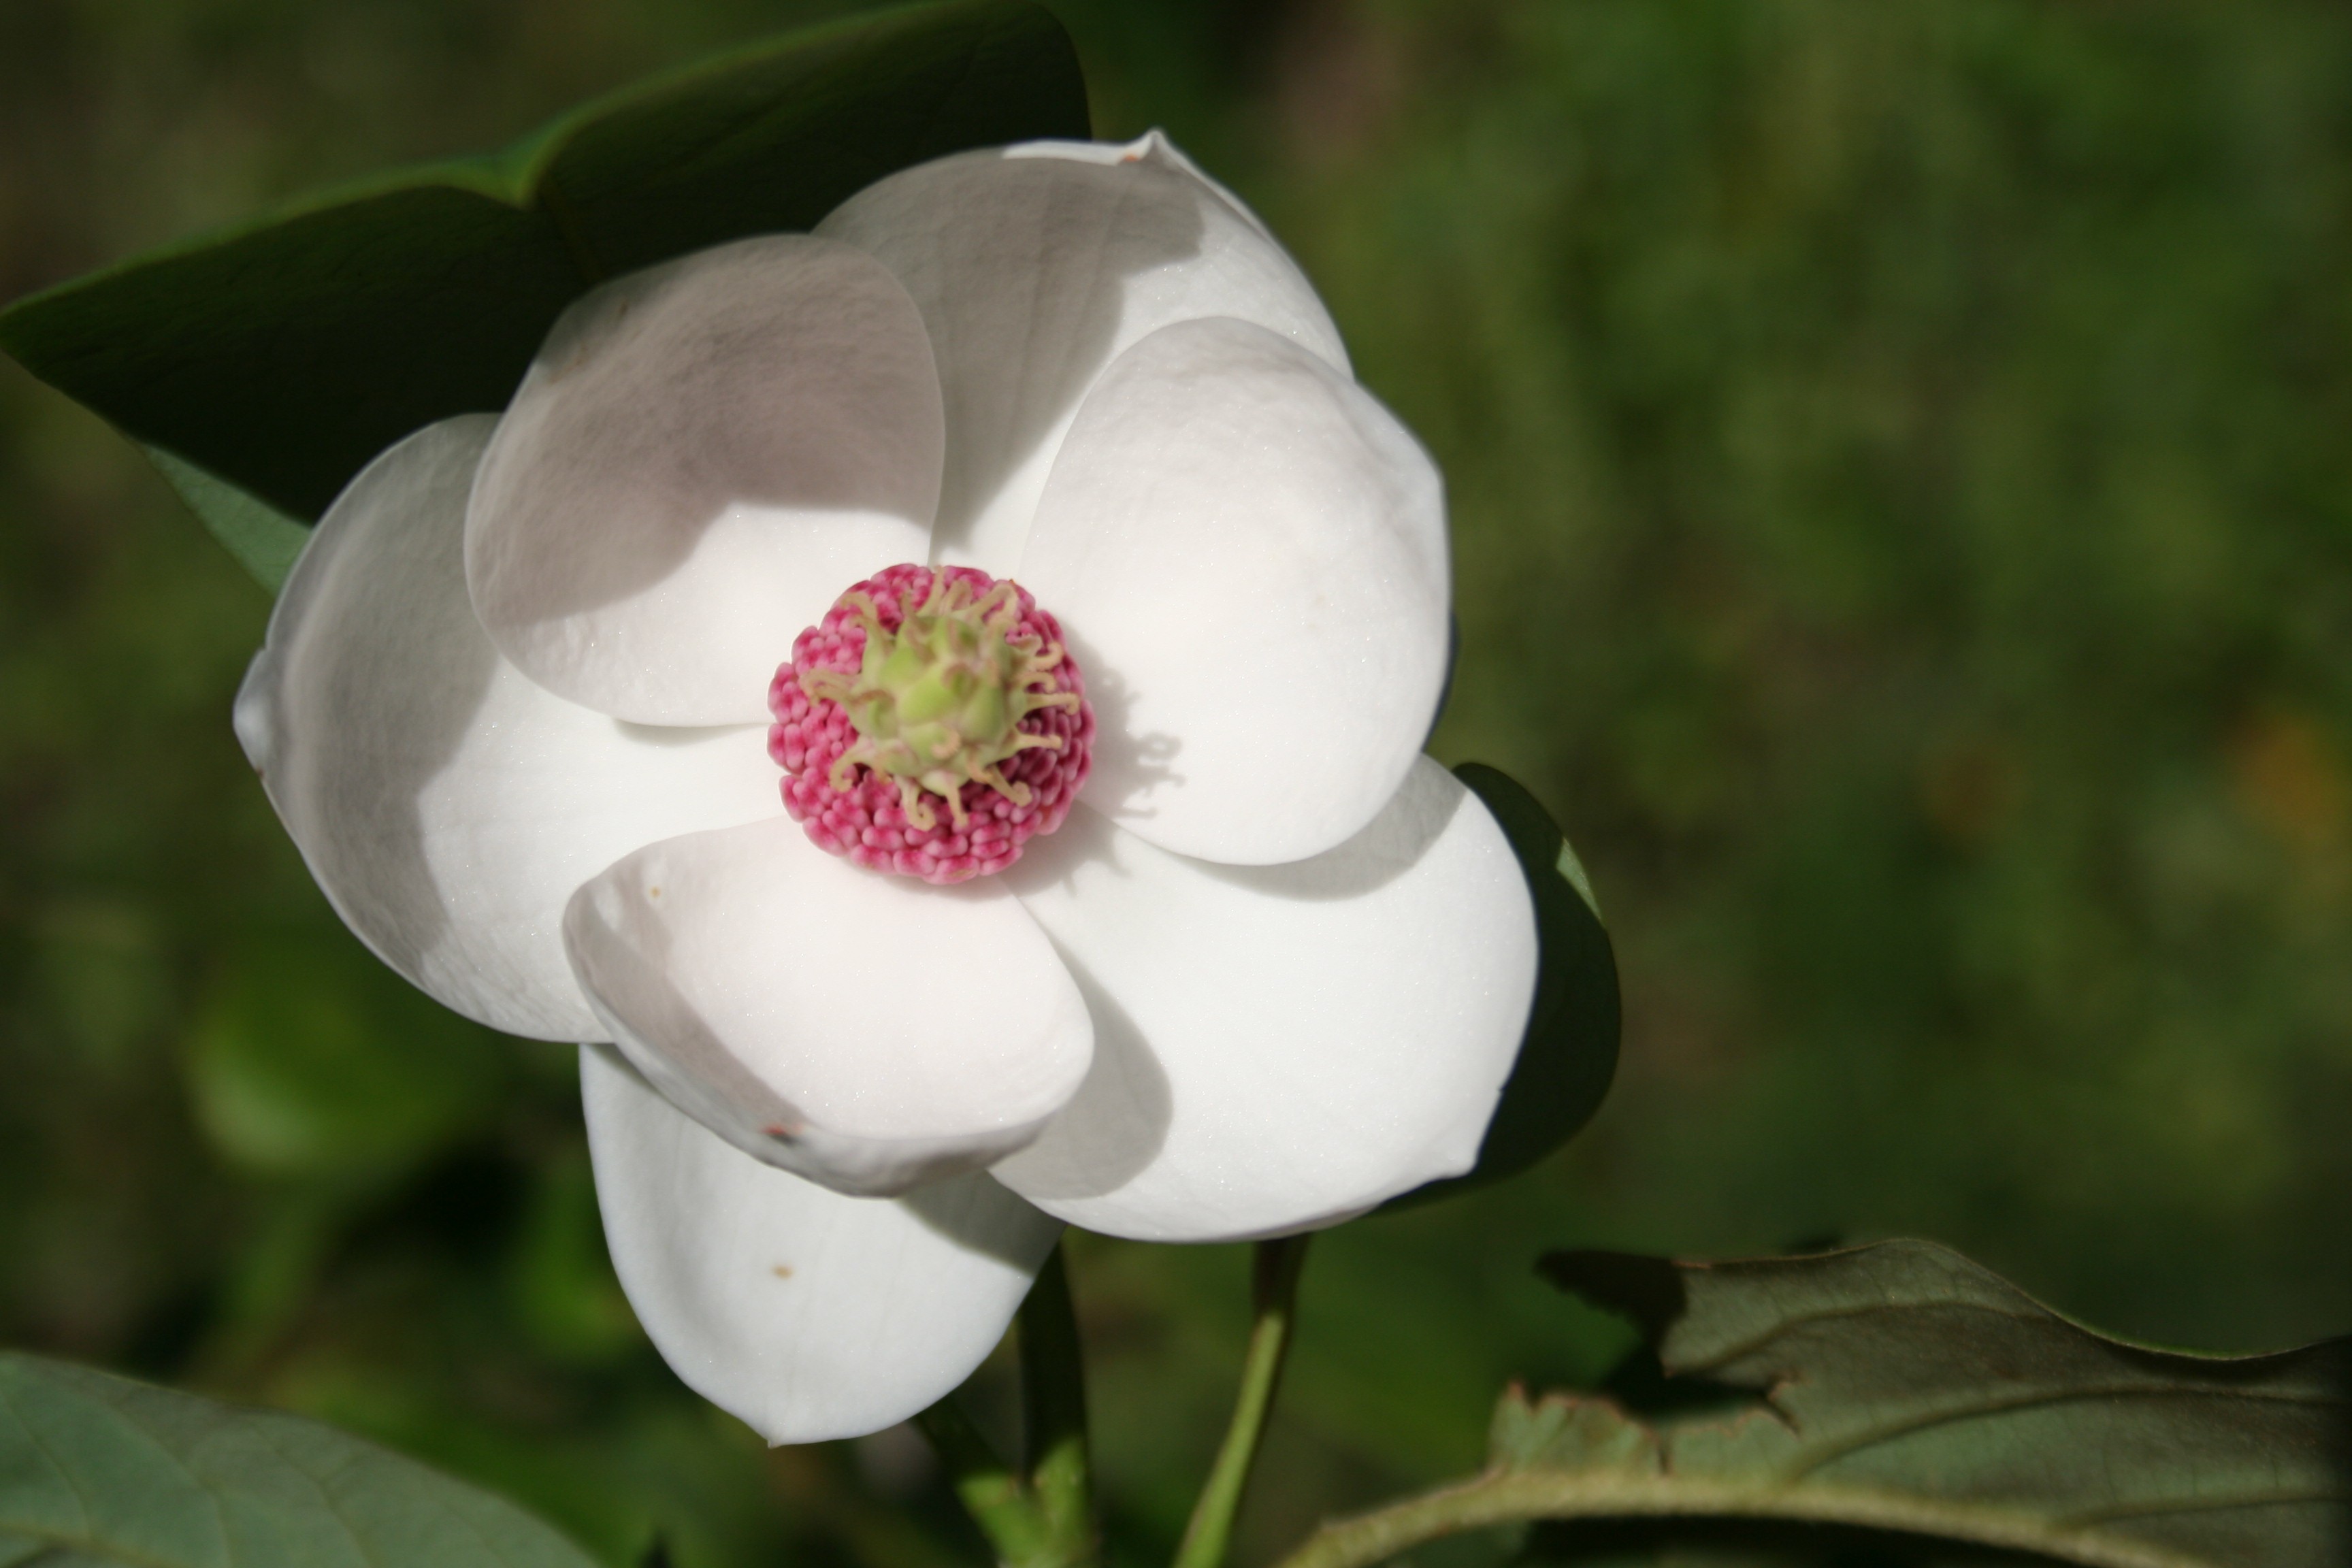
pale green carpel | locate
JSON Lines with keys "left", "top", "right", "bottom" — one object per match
{"left": 801, "top": 572, "right": 1079, "bottom": 831}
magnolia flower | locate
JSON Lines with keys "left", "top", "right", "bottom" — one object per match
{"left": 235, "top": 133, "right": 1539, "bottom": 1443}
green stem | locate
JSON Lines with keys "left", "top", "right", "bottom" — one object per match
{"left": 1019, "top": 1242, "right": 1096, "bottom": 1566}
{"left": 912, "top": 1397, "right": 1039, "bottom": 1561}
{"left": 914, "top": 1238, "right": 1095, "bottom": 1568}
{"left": 1173, "top": 1235, "right": 1312, "bottom": 1568}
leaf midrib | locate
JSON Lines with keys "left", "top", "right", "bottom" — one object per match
{"left": 1274, "top": 1464, "right": 2221, "bottom": 1568}
{"left": 1679, "top": 1292, "right": 2338, "bottom": 1391}
{"left": 1777, "top": 1377, "right": 2349, "bottom": 1482}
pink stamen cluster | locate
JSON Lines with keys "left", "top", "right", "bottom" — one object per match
{"left": 769, "top": 564, "right": 1095, "bottom": 884}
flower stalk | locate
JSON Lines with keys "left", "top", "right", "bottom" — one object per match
{"left": 916, "top": 1241, "right": 1096, "bottom": 1568}
{"left": 1020, "top": 1243, "right": 1096, "bottom": 1566}
{"left": 1172, "top": 1235, "right": 1312, "bottom": 1568}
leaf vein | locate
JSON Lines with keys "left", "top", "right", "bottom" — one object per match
{"left": 1786, "top": 1381, "right": 2344, "bottom": 1480}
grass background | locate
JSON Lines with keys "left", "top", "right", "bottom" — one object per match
{"left": 3, "top": 1, "right": 2350, "bottom": 1563}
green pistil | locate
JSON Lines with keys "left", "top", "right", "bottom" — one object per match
{"left": 800, "top": 575, "right": 1079, "bottom": 832}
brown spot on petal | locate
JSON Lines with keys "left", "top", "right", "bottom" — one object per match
{"left": 772, "top": 1264, "right": 794, "bottom": 1279}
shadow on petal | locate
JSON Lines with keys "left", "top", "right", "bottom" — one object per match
{"left": 824, "top": 144, "right": 1218, "bottom": 565}
{"left": 472, "top": 236, "right": 945, "bottom": 623}
{"left": 253, "top": 419, "right": 502, "bottom": 982}
{"left": 1191, "top": 760, "right": 1460, "bottom": 900}
{"left": 981, "top": 941, "right": 1173, "bottom": 1202}
{"left": 614, "top": 719, "right": 758, "bottom": 749}
{"left": 995, "top": 759, "right": 1532, "bottom": 1240}
{"left": 900, "top": 1173, "right": 1066, "bottom": 1269}
{"left": 1057, "top": 634, "right": 1183, "bottom": 824}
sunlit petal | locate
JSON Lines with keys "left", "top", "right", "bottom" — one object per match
{"left": 818, "top": 131, "right": 1346, "bottom": 574}
{"left": 994, "top": 759, "right": 1536, "bottom": 1241}
{"left": 564, "top": 817, "right": 1094, "bottom": 1196}
{"left": 1017, "top": 317, "right": 1448, "bottom": 865}
{"left": 236, "top": 418, "right": 777, "bottom": 1041}
{"left": 584, "top": 1045, "right": 1060, "bottom": 1444}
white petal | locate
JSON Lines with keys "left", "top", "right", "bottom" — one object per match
{"left": 817, "top": 131, "right": 1347, "bottom": 574}
{"left": 235, "top": 418, "right": 781, "bottom": 1041}
{"left": 563, "top": 817, "right": 1094, "bottom": 1197}
{"left": 467, "top": 235, "right": 941, "bottom": 725}
{"left": 1017, "top": 317, "right": 1449, "bottom": 865}
{"left": 583, "top": 1044, "right": 1060, "bottom": 1445}
{"left": 993, "top": 758, "right": 1536, "bottom": 1241}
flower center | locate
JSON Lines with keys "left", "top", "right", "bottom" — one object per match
{"left": 768, "top": 565, "right": 1095, "bottom": 884}
{"left": 808, "top": 572, "right": 1076, "bottom": 827}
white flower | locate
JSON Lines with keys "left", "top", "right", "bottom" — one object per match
{"left": 233, "top": 133, "right": 1539, "bottom": 1443}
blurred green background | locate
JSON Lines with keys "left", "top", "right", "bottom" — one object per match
{"left": 4, "top": 1, "right": 2350, "bottom": 1563}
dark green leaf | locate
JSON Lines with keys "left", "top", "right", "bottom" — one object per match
{"left": 142, "top": 447, "right": 310, "bottom": 593}
{"left": 0, "top": 1351, "right": 600, "bottom": 1567}
{"left": 1539, "top": 1240, "right": 2351, "bottom": 1563}
{"left": 1274, "top": 1241, "right": 2351, "bottom": 1568}
{"left": 0, "top": 0, "right": 1087, "bottom": 543}
{"left": 1386, "top": 763, "right": 1620, "bottom": 1209}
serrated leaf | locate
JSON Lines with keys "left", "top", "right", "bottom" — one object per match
{"left": 1384, "top": 763, "right": 1620, "bottom": 1209}
{"left": 1544, "top": 1241, "right": 2351, "bottom": 1563}
{"left": 0, "top": 1351, "right": 599, "bottom": 1567}
{"left": 0, "top": 0, "right": 1088, "bottom": 555}
{"left": 1275, "top": 1241, "right": 2350, "bottom": 1568}
{"left": 1486, "top": 1384, "right": 1658, "bottom": 1478}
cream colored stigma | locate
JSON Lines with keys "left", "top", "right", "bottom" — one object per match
{"left": 798, "top": 574, "right": 1080, "bottom": 832}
